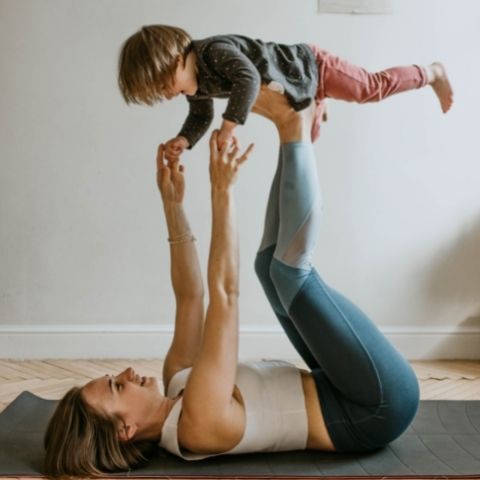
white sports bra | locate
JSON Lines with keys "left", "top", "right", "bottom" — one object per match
{"left": 159, "top": 360, "right": 309, "bottom": 460}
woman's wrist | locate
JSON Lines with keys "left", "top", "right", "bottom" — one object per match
{"left": 162, "top": 196, "right": 183, "bottom": 212}
{"left": 168, "top": 231, "right": 196, "bottom": 245}
{"left": 211, "top": 185, "right": 234, "bottom": 198}
{"left": 163, "top": 202, "right": 190, "bottom": 237}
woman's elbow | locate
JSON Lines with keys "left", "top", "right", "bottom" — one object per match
{"left": 209, "top": 282, "right": 239, "bottom": 305}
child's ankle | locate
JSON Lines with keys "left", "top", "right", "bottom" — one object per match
{"left": 425, "top": 64, "right": 435, "bottom": 84}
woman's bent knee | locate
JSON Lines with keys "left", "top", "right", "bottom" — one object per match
{"left": 269, "top": 258, "right": 312, "bottom": 311}
{"left": 373, "top": 369, "right": 420, "bottom": 447}
{"left": 254, "top": 247, "right": 275, "bottom": 283}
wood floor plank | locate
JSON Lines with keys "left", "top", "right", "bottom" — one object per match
{"left": 30, "top": 360, "right": 84, "bottom": 379}
{"left": 427, "top": 379, "right": 476, "bottom": 399}
{"left": 0, "top": 360, "right": 34, "bottom": 380}
{"left": 29, "top": 378, "right": 83, "bottom": 397}
{"left": 33, "top": 360, "right": 86, "bottom": 379}
{"left": 464, "top": 381, "right": 480, "bottom": 399}
{"left": 0, "top": 378, "right": 46, "bottom": 402}
{"left": 89, "top": 359, "right": 162, "bottom": 378}
{"left": 43, "top": 360, "right": 104, "bottom": 379}
{"left": 4, "top": 360, "right": 59, "bottom": 380}
{"left": 411, "top": 360, "right": 480, "bottom": 379}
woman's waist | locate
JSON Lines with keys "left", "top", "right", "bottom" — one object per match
{"left": 300, "top": 369, "right": 336, "bottom": 451}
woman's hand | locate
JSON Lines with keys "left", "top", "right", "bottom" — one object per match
{"left": 156, "top": 143, "right": 185, "bottom": 204}
{"left": 209, "top": 130, "right": 254, "bottom": 191}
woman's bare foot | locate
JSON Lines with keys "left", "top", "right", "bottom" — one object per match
{"left": 252, "top": 85, "right": 315, "bottom": 143}
{"left": 252, "top": 86, "right": 315, "bottom": 142}
{"left": 426, "top": 62, "right": 454, "bottom": 113}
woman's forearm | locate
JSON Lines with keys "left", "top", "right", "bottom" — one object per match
{"left": 180, "top": 132, "right": 252, "bottom": 427}
{"left": 207, "top": 188, "right": 239, "bottom": 297}
{"left": 196, "top": 186, "right": 239, "bottom": 378}
{"left": 163, "top": 201, "right": 204, "bottom": 299}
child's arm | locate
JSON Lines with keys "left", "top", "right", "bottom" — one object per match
{"left": 205, "top": 42, "right": 262, "bottom": 140}
{"left": 177, "top": 97, "right": 215, "bottom": 150}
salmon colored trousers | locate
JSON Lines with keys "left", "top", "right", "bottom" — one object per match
{"left": 309, "top": 45, "right": 428, "bottom": 141}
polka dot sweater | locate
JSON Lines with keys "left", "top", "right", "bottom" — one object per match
{"left": 178, "top": 35, "right": 319, "bottom": 148}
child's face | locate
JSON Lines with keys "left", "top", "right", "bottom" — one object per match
{"left": 165, "top": 54, "right": 198, "bottom": 99}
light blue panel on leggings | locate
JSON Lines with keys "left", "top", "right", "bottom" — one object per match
{"left": 274, "top": 142, "right": 322, "bottom": 269}
{"left": 271, "top": 142, "right": 322, "bottom": 310}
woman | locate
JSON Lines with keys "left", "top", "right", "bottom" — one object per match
{"left": 44, "top": 89, "right": 419, "bottom": 477}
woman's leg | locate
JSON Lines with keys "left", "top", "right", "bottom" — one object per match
{"left": 255, "top": 150, "right": 320, "bottom": 370}
{"left": 269, "top": 142, "right": 419, "bottom": 451}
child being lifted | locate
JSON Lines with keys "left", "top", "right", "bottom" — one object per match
{"left": 118, "top": 25, "right": 453, "bottom": 161}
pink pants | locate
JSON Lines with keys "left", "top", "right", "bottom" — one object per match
{"left": 309, "top": 45, "right": 428, "bottom": 141}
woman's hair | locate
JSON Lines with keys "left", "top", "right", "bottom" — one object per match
{"left": 43, "top": 386, "right": 154, "bottom": 477}
{"left": 118, "top": 24, "right": 193, "bottom": 106}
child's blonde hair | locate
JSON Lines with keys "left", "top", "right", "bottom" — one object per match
{"left": 118, "top": 25, "right": 192, "bottom": 105}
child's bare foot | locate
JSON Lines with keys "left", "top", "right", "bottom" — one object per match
{"left": 427, "top": 62, "right": 453, "bottom": 113}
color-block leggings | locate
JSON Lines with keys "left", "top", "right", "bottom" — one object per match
{"left": 254, "top": 142, "right": 419, "bottom": 452}
{"left": 308, "top": 45, "right": 428, "bottom": 141}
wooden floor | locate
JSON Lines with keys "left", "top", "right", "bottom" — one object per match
{"left": 1, "top": 359, "right": 479, "bottom": 412}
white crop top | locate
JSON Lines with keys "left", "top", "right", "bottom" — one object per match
{"left": 159, "top": 360, "right": 309, "bottom": 460}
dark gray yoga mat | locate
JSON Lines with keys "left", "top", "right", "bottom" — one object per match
{"left": 1, "top": 391, "right": 480, "bottom": 478}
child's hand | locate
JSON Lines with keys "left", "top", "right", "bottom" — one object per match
{"left": 156, "top": 144, "right": 185, "bottom": 205}
{"left": 217, "top": 119, "right": 238, "bottom": 149}
{"left": 164, "top": 136, "right": 189, "bottom": 162}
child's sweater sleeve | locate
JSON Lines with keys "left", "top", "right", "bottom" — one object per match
{"left": 177, "top": 97, "right": 214, "bottom": 149}
{"left": 204, "top": 41, "right": 261, "bottom": 126}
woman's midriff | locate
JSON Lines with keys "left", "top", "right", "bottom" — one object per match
{"left": 300, "top": 369, "right": 336, "bottom": 451}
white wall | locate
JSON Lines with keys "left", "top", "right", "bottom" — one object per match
{"left": 1, "top": 0, "right": 479, "bottom": 359}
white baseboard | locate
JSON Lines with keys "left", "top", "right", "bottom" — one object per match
{"left": 0, "top": 324, "right": 479, "bottom": 360}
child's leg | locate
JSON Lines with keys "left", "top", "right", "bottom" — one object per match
{"left": 270, "top": 142, "right": 419, "bottom": 451}
{"left": 309, "top": 46, "right": 454, "bottom": 140}
{"left": 310, "top": 45, "right": 428, "bottom": 104}
{"left": 309, "top": 45, "right": 453, "bottom": 127}
{"left": 255, "top": 151, "right": 320, "bottom": 370}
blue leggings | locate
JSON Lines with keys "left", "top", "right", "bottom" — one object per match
{"left": 254, "top": 143, "right": 419, "bottom": 452}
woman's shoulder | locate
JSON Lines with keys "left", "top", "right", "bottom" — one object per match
{"left": 165, "top": 367, "right": 192, "bottom": 398}
{"left": 171, "top": 365, "right": 247, "bottom": 455}
{"left": 177, "top": 388, "right": 245, "bottom": 456}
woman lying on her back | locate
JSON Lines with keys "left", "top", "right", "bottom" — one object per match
{"left": 43, "top": 88, "right": 419, "bottom": 477}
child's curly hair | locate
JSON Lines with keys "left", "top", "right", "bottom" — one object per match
{"left": 118, "top": 25, "right": 192, "bottom": 105}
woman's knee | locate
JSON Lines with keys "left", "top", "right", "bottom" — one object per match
{"left": 269, "top": 257, "right": 312, "bottom": 311}
{"left": 254, "top": 246, "right": 275, "bottom": 284}
{"left": 396, "top": 371, "right": 420, "bottom": 428}
{"left": 379, "top": 367, "right": 420, "bottom": 444}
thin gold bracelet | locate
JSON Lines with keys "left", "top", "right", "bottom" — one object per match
{"left": 168, "top": 231, "right": 196, "bottom": 245}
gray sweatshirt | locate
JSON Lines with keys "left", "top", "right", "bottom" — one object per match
{"left": 177, "top": 35, "right": 319, "bottom": 148}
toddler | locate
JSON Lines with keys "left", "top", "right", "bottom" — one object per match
{"left": 118, "top": 25, "right": 453, "bottom": 161}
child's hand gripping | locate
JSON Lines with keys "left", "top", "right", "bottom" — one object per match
{"left": 217, "top": 119, "right": 238, "bottom": 150}
{"left": 164, "top": 136, "right": 189, "bottom": 162}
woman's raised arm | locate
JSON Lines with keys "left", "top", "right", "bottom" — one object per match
{"left": 179, "top": 132, "right": 253, "bottom": 451}
{"left": 156, "top": 144, "right": 205, "bottom": 391}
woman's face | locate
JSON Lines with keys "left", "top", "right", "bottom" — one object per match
{"left": 82, "top": 367, "right": 164, "bottom": 440}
